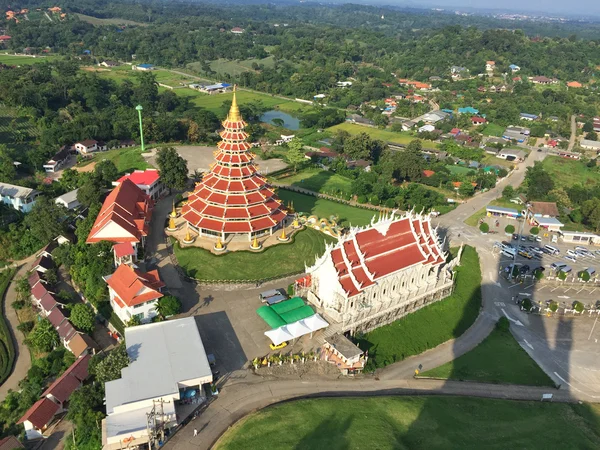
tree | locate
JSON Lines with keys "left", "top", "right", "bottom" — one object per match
{"left": 27, "top": 319, "right": 59, "bottom": 352}
{"left": 0, "top": 147, "right": 16, "bottom": 183}
{"left": 156, "top": 295, "right": 182, "bottom": 318}
{"left": 91, "top": 343, "right": 129, "bottom": 384}
{"left": 15, "top": 275, "right": 31, "bottom": 302}
{"left": 77, "top": 174, "right": 103, "bottom": 207}
{"left": 285, "top": 137, "right": 306, "bottom": 173}
{"left": 579, "top": 271, "right": 591, "bottom": 282}
{"left": 70, "top": 303, "right": 96, "bottom": 333}
{"left": 60, "top": 168, "right": 80, "bottom": 191}
{"left": 505, "top": 224, "right": 515, "bottom": 234}
{"left": 24, "top": 196, "right": 66, "bottom": 245}
{"left": 94, "top": 160, "right": 118, "bottom": 186}
{"left": 525, "top": 162, "right": 554, "bottom": 200}
{"left": 587, "top": 131, "right": 598, "bottom": 141}
{"left": 479, "top": 222, "right": 489, "bottom": 233}
{"left": 573, "top": 301, "right": 585, "bottom": 313}
{"left": 529, "top": 226, "right": 539, "bottom": 235}
{"left": 581, "top": 198, "right": 600, "bottom": 232}
{"left": 458, "top": 182, "right": 475, "bottom": 197}
{"left": 502, "top": 185, "right": 515, "bottom": 200}
{"left": 156, "top": 147, "right": 188, "bottom": 190}
{"left": 549, "top": 300, "right": 558, "bottom": 312}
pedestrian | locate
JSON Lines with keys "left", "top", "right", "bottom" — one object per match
{"left": 193, "top": 428, "right": 198, "bottom": 437}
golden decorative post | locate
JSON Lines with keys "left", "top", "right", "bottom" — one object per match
{"left": 278, "top": 227, "right": 289, "bottom": 242}
{"left": 214, "top": 237, "right": 225, "bottom": 252}
{"left": 250, "top": 236, "right": 261, "bottom": 250}
{"left": 170, "top": 200, "right": 177, "bottom": 218}
{"left": 293, "top": 218, "right": 300, "bottom": 229}
{"left": 167, "top": 216, "right": 177, "bottom": 231}
{"left": 183, "top": 223, "right": 195, "bottom": 244}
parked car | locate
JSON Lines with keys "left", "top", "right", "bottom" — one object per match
{"left": 575, "top": 246, "right": 589, "bottom": 252}
{"left": 518, "top": 249, "right": 533, "bottom": 259}
{"left": 565, "top": 255, "right": 577, "bottom": 263}
{"left": 519, "top": 265, "right": 531, "bottom": 274}
{"left": 551, "top": 262, "right": 568, "bottom": 270}
{"left": 512, "top": 233, "right": 519, "bottom": 240}
{"left": 566, "top": 249, "right": 577, "bottom": 258}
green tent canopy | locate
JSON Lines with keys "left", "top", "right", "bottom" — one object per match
{"left": 256, "top": 305, "right": 286, "bottom": 329}
{"left": 270, "top": 297, "right": 305, "bottom": 315}
{"left": 279, "top": 305, "right": 315, "bottom": 324}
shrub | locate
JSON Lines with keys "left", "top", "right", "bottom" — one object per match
{"left": 156, "top": 295, "right": 182, "bottom": 318}
{"left": 287, "top": 283, "right": 294, "bottom": 296}
{"left": 529, "top": 226, "right": 539, "bottom": 235}
{"left": 534, "top": 270, "right": 544, "bottom": 280}
{"left": 496, "top": 316, "right": 510, "bottom": 331}
{"left": 357, "top": 195, "right": 368, "bottom": 204}
{"left": 549, "top": 301, "right": 559, "bottom": 312}
{"left": 505, "top": 224, "right": 515, "bottom": 234}
{"left": 479, "top": 223, "right": 489, "bottom": 233}
{"left": 70, "top": 303, "right": 96, "bottom": 333}
{"left": 11, "top": 300, "right": 25, "bottom": 310}
{"left": 521, "top": 298, "right": 533, "bottom": 311}
{"left": 579, "top": 271, "right": 591, "bottom": 282}
{"left": 17, "top": 321, "right": 34, "bottom": 334}
{"left": 558, "top": 271, "right": 568, "bottom": 280}
{"left": 574, "top": 301, "right": 585, "bottom": 313}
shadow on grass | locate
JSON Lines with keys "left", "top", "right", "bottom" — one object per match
{"left": 294, "top": 414, "right": 352, "bottom": 450}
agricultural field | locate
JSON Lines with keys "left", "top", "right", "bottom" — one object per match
{"left": 327, "top": 122, "right": 436, "bottom": 146}
{"left": 215, "top": 396, "right": 600, "bottom": 450}
{"left": 0, "top": 107, "right": 40, "bottom": 147}
{"left": 481, "top": 122, "right": 504, "bottom": 137}
{"left": 0, "top": 53, "right": 59, "bottom": 66}
{"left": 187, "top": 56, "right": 276, "bottom": 77}
{"left": 540, "top": 155, "right": 600, "bottom": 189}
{"left": 74, "top": 13, "right": 146, "bottom": 26}
{"left": 0, "top": 268, "right": 16, "bottom": 385}
{"left": 275, "top": 168, "right": 353, "bottom": 198}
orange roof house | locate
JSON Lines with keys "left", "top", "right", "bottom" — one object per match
{"left": 48, "top": 6, "right": 62, "bottom": 13}
{"left": 567, "top": 81, "right": 583, "bottom": 88}
{"left": 86, "top": 179, "right": 153, "bottom": 249}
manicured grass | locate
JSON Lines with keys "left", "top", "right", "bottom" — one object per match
{"left": 173, "top": 228, "right": 335, "bottom": 281}
{"left": 193, "top": 57, "right": 276, "bottom": 76}
{"left": 465, "top": 198, "right": 520, "bottom": 227}
{"left": 277, "top": 190, "right": 376, "bottom": 227}
{"left": 215, "top": 396, "right": 600, "bottom": 450}
{"left": 421, "top": 323, "right": 555, "bottom": 386}
{"left": 481, "top": 122, "right": 504, "bottom": 137}
{"left": 81, "top": 146, "right": 150, "bottom": 173}
{"left": 445, "top": 164, "right": 475, "bottom": 175}
{"left": 0, "top": 268, "right": 17, "bottom": 385}
{"left": 541, "top": 155, "right": 600, "bottom": 189}
{"left": 355, "top": 246, "right": 481, "bottom": 370}
{"left": 327, "top": 122, "right": 436, "bottom": 146}
{"left": 0, "top": 54, "right": 59, "bottom": 66}
{"left": 189, "top": 90, "right": 296, "bottom": 115}
{"left": 276, "top": 168, "right": 353, "bottom": 198}
{"left": 464, "top": 206, "right": 487, "bottom": 227}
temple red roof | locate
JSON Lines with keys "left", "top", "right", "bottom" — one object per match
{"left": 87, "top": 179, "right": 153, "bottom": 244}
{"left": 182, "top": 89, "right": 286, "bottom": 235}
{"left": 326, "top": 216, "right": 444, "bottom": 298}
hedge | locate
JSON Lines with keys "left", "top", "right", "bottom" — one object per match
{"left": 0, "top": 268, "right": 17, "bottom": 385}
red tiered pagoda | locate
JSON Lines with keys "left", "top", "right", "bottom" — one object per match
{"left": 181, "top": 89, "right": 288, "bottom": 241}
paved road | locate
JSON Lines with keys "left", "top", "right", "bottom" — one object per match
{"left": 568, "top": 114, "right": 577, "bottom": 151}
{"left": 164, "top": 375, "right": 572, "bottom": 450}
{"left": 0, "top": 256, "right": 36, "bottom": 400}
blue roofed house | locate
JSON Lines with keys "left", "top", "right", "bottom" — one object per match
{"left": 458, "top": 106, "right": 479, "bottom": 115}
{"left": 520, "top": 113, "right": 539, "bottom": 121}
{"left": 133, "top": 64, "right": 156, "bottom": 71}
{"left": 509, "top": 64, "right": 520, "bottom": 72}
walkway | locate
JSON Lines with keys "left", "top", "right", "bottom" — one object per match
{"left": 0, "top": 254, "right": 37, "bottom": 400}
{"left": 568, "top": 114, "right": 577, "bottom": 151}
{"left": 164, "top": 375, "right": 572, "bottom": 450}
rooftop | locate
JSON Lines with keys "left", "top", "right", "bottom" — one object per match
{"left": 528, "top": 201, "right": 559, "bottom": 217}
{"left": 0, "top": 182, "right": 37, "bottom": 199}
{"left": 325, "top": 334, "right": 363, "bottom": 360}
{"left": 42, "top": 355, "right": 90, "bottom": 403}
{"left": 114, "top": 169, "right": 160, "bottom": 187}
{"left": 105, "top": 317, "right": 213, "bottom": 414}
{"left": 17, "top": 398, "right": 59, "bottom": 429}
{"left": 105, "top": 265, "right": 164, "bottom": 308}
{"left": 55, "top": 189, "right": 79, "bottom": 205}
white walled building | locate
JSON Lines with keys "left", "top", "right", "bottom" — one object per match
{"left": 102, "top": 318, "right": 213, "bottom": 450}
{"left": 300, "top": 213, "right": 457, "bottom": 333}
{"left": 0, "top": 182, "right": 40, "bottom": 213}
{"left": 112, "top": 169, "right": 166, "bottom": 200}
{"left": 104, "top": 264, "right": 164, "bottom": 324}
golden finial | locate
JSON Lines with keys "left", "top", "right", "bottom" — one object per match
{"left": 293, "top": 218, "right": 299, "bottom": 228}
{"left": 290, "top": 201, "right": 294, "bottom": 213}
{"left": 216, "top": 238, "right": 223, "bottom": 249}
{"left": 170, "top": 200, "right": 177, "bottom": 218}
{"left": 252, "top": 236, "right": 259, "bottom": 249}
{"left": 280, "top": 228, "right": 287, "bottom": 240}
{"left": 168, "top": 216, "right": 176, "bottom": 230}
{"left": 227, "top": 85, "right": 241, "bottom": 122}
{"left": 185, "top": 224, "right": 192, "bottom": 242}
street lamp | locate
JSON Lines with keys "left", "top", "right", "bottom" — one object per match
{"left": 136, "top": 104, "right": 145, "bottom": 152}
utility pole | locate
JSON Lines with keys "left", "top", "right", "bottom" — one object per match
{"left": 136, "top": 104, "right": 145, "bottom": 152}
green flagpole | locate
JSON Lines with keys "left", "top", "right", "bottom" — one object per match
{"left": 136, "top": 104, "right": 145, "bottom": 152}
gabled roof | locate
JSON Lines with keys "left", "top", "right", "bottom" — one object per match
{"left": 68, "top": 333, "right": 95, "bottom": 358}
{"left": 528, "top": 201, "right": 559, "bottom": 217}
{"left": 31, "top": 282, "right": 49, "bottom": 301}
{"left": 114, "top": 169, "right": 160, "bottom": 187}
{"left": 17, "top": 398, "right": 59, "bottom": 429}
{"left": 32, "top": 255, "right": 54, "bottom": 271}
{"left": 106, "top": 265, "right": 164, "bottom": 308}
{"left": 42, "top": 355, "right": 90, "bottom": 403}
{"left": 28, "top": 271, "right": 44, "bottom": 288}
{"left": 0, "top": 436, "right": 24, "bottom": 450}
{"left": 76, "top": 139, "right": 97, "bottom": 147}
{"left": 87, "top": 179, "right": 153, "bottom": 244}
{"left": 113, "top": 242, "right": 135, "bottom": 258}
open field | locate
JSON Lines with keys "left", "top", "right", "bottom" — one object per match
{"left": 0, "top": 54, "right": 59, "bottom": 66}
{"left": 75, "top": 13, "right": 146, "bottom": 26}
{"left": 356, "top": 246, "right": 481, "bottom": 370}
{"left": 481, "top": 122, "right": 504, "bottom": 137}
{"left": 327, "top": 122, "right": 436, "bottom": 146}
{"left": 215, "top": 396, "right": 600, "bottom": 450}
{"left": 422, "top": 322, "right": 555, "bottom": 386}
{"left": 173, "top": 228, "right": 334, "bottom": 281}
{"left": 277, "top": 190, "right": 377, "bottom": 227}
{"left": 541, "top": 155, "right": 600, "bottom": 189}
{"left": 445, "top": 164, "right": 475, "bottom": 175}
{"left": 77, "top": 146, "right": 149, "bottom": 174}
{"left": 275, "top": 168, "right": 353, "bottom": 198}
{"left": 188, "top": 57, "right": 276, "bottom": 77}
{"left": 0, "top": 268, "right": 16, "bottom": 385}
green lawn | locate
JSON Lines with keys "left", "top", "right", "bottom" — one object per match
{"left": 446, "top": 164, "right": 475, "bottom": 175}
{"left": 191, "top": 57, "right": 276, "bottom": 77}
{"left": 188, "top": 90, "right": 296, "bottom": 115}
{"left": 421, "top": 322, "right": 555, "bottom": 386}
{"left": 355, "top": 246, "right": 481, "bottom": 370}
{"left": 82, "top": 146, "right": 149, "bottom": 173}
{"left": 173, "top": 228, "right": 335, "bottom": 281}
{"left": 541, "top": 155, "right": 600, "bottom": 189}
{"left": 275, "top": 168, "right": 353, "bottom": 198}
{"left": 277, "top": 190, "right": 376, "bottom": 227}
{"left": 481, "top": 122, "right": 504, "bottom": 137}
{"left": 327, "top": 122, "right": 436, "bottom": 146}
{"left": 215, "top": 396, "right": 600, "bottom": 450}
{"left": 465, "top": 198, "right": 521, "bottom": 227}
{"left": 0, "top": 54, "right": 60, "bottom": 66}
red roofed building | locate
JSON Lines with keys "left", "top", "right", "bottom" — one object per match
{"left": 422, "top": 170, "right": 436, "bottom": 178}
{"left": 18, "top": 398, "right": 59, "bottom": 439}
{"left": 105, "top": 264, "right": 165, "bottom": 324}
{"left": 471, "top": 116, "right": 487, "bottom": 126}
{"left": 112, "top": 169, "right": 165, "bottom": 200}
{"left": 302, "top": 213, "right": 456, "bottom": 333}
{"left": 0, "top": 436, "right": 24, "bottom": 450}
{"left": 181, "top": 89, "right": 287, "bottom": 242}
{"left": 86, "top": 178, "right": 153, "bottom": 259}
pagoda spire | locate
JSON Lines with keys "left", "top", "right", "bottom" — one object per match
{"left": 227, "top": 85, "right": 241, "bottom": 122}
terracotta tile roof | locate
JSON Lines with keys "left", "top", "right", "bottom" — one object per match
{"left": 529, "top": 201, "right": 559, "bottom": 217}
{"left": 57, "top": 321, "right": 76, "bottom": 341}
{"left": 0, "top": 436, "right": 24, "bottom": 450}
{"left": 42, "top": 354, "right": 90, "bottom": 402}
{"left": 28, "top": 271, "right": 44, "bottom": 288}
{"left": 113, "top": 242, "right": 135, "bottom": 258}
{"left": 39, "top": 293, "right": 58, "bottom": 314}
{"left": 17, "top": 398, "right": 59, "bottom": 429}
{"left": 106, "top": 265, "right": 164, "bottom": 308}
{"left": 67, "top": 333, "right": 93, "bottom": 358}
{"left": 87, "top": 179, "right": 153, "bottom": 244}
{"left": 47, "top": 308, "right": 67, "bottom": 328}
{"left": 31, "top": 282, "right": 49, "bottom": 301}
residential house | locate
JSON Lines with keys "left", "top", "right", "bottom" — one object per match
{"left": 546, "top": 139, "right": 558, "bottom": 148}
{"left": 0, "top": 182, "right": 40, "bottom": 213}
{"left": 449, "top": 128, "right": 461, "bottom": 137}
{"left": 484, "top": 146, "right": 500, "bottom": 155}
{"left": 43, "top": 147, "right": 71, "bottom": 173}
{"left": 471, "top": 116, "right": 487, "bottom": 126}
{"left": 32, "top": 255, "right": 54, "bottom": 274}
{"left": 458, "top": 106, "right": 479, "bottom": 115}
{"left": 102, "top": 318, "right": 213, "bottom": 450}
{"left": 450, "top": 66, "right": 468, "bottom": 80}
{"left": 485, "top": 60, "right": 495, "bottom": 71}
{"left": 55, "top": 189, "right": 80, "bottom": 211}
{"left": 526, "top": 202, "right": 564, "bottom": 232}
{"left": 422, "top": 169, "right": 436, "bottom": 178}
{"left": 580, "top": 139, "right": 600, "bottom": 151}
{"left": 520, "top": 113, "right": 539, "bottom": 121}
{"left": 18, "top": 356, "right": 90, "bottom": 440}
{"left": 502, "top": 126, "right": 530, "bottom": 142}
{"left": 112, "top": 169, "right": 165, "bottom": 201}
{"left": 132, "top": 64, "right": 155, "bottom": 71}
{"left": 567, "top": 81, "right": 583, "bottom": 88}
{"left": 418, "top": 124, "right": 435, "bottom": 133}
{"left": 509, "top": 64, "right": 520, "bottom": 72}
{"left": 323, "top": 334, "right": 366, "bottom": 375}
{"left": 75, "top": 139, "right": 105, "bottom": 155}
{"left": 86, "top": 179, "right": 154, "bottom": 259}
{"left": 231, "top": 27, "right": 244, "bottom": 34}
{"left": 497, "top": 149, "right": 526, "bottom": 161}
{"left": 419, "top": 110, "right": 449, "bottom": 124}
{"left": 531, "top": 76, "right": 557, "bottom": 85}
{"left": 0, "top": 436, "right": 24, "bottom": 449}
{"left": 100, "top": 60, "right": 119, "bottom": 68}
{"left": 336, "top": 81, "right": 352, "bottom": 87}
{"left": 105, "top": 264, "right": 165, "bottom": 324}
{"left": 347, "top": 114, "right": 375, "bottom": 127}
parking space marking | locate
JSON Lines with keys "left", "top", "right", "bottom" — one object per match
{"left": 523, "top": 284, "right": 534, "bottom": 290}
{"left": 509, "top": 283, "right": 520, "bottom": 288}
{"left": 551, "top": 286, "right": 562, "bottom": 292}
{"left": 577, "top": 288, "right": 586, "bottom": 294}
{"left": 538, "top": 285, "right": 547, "bottom": 290}
{"left": 494, "top": 302, "right": 506, "bottom": 307}
{"left": 590, "top": 288, "right": 597, "bottom": 295}
{"left": 588, "top": 317, "right": 599, "bottom": 341}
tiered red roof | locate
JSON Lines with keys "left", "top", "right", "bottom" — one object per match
{"left": 86, "top": 178, "right": 153, "bottom": 244}
{"left": 328, "top": 216, "right": 445, "bottom": 298}
{"left": 106, "top": 264, "right": 165, "bottom": 308}
{"left": 182, "top": 90, "right": 286, "bottom": 234}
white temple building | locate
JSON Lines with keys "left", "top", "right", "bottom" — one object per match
{"left": 299, "top": 212, "right": 458, "bottom": 334}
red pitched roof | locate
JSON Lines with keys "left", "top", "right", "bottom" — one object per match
{"left": 115, "top": 169, "right": 160, "bottom": 187}
{"left": 31, "top": 282, "right": 49, "bottom": 301}
{"left": 28, "top": 271, "right": 44, "bottom": 288}
{"left": 471, "top": 116, "right": 486, "bottom": 123}
{"left": 42, "top": 355, "right": 90, "bottom": 403}
{"left": 106, "top": 265, "right": 164, "bottom": 308}
{"left": 17, "top": 398, "right": 59, "bottom": 429}
{"left": 422, "top": 170, "right": 436, "bottom": 178}
{"left": 87, "top": 179, "right": 153, "bottom": 244}
{"left": 324, "top": 216, "right": 444, "bottom": 298}
{"left": 113, "top": 242, "right": 135, "bottom": 258}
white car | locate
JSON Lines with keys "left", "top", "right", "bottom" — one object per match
{"left": 566, "top": 249, "right": 578, "bottom": 258}
{"left": 565, "top": 255, "right": 577, "bottom": 263}
{"left": 575, "top": 246, "right": 589, "bottom": 252}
